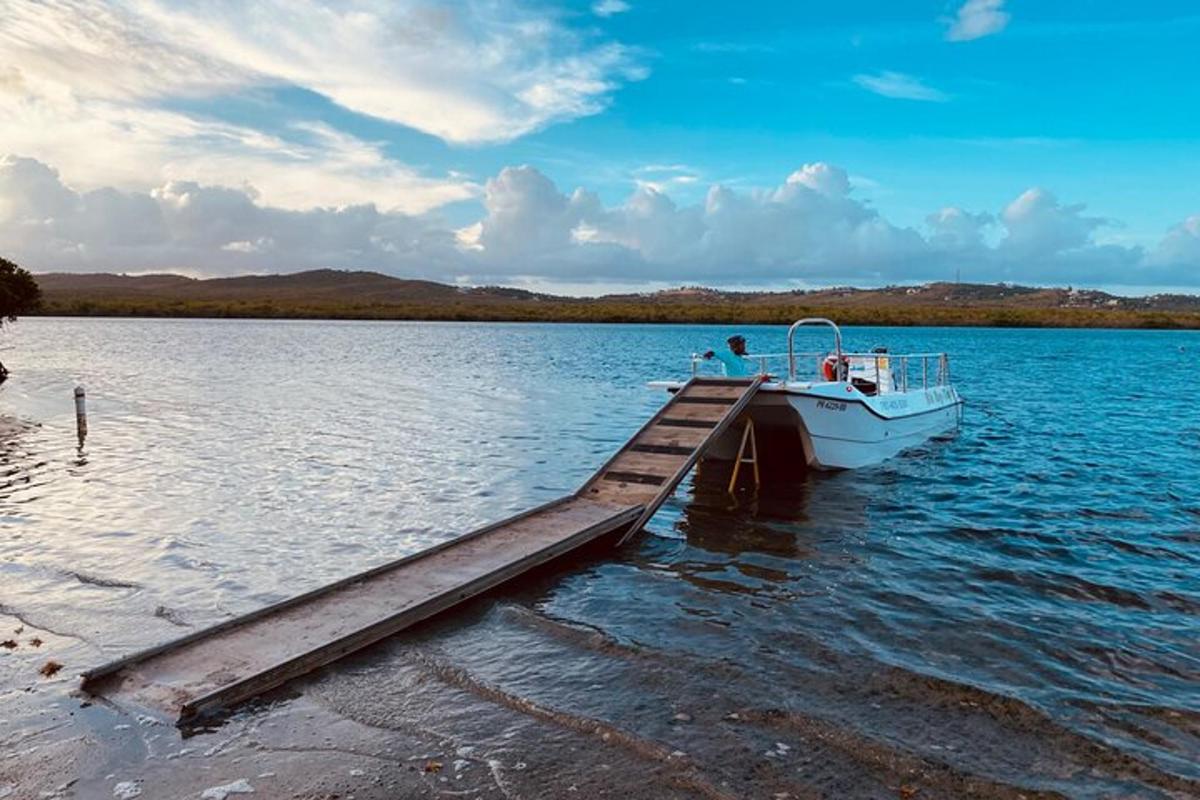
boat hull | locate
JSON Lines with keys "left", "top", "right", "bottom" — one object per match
{"left": 687, "top": 382, "right": 961, "bottom": 471}
{"left": 784, "top": 385, "right": 960, "bottom": 469}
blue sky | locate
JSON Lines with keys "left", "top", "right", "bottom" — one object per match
{"left": 1, "top": 0, "right": 1198, "bottom": 292}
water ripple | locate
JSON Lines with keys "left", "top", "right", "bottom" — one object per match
{"left": 2, "top": 319, "right": 1198, "bottom": 793}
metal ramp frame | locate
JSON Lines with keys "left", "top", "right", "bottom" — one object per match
{"left": 81, "top": 377, "right": 764, "bottom": 721}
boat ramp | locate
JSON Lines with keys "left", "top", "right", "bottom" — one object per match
{"left": 81, "top": 376, "right": 765, "bottom": 722}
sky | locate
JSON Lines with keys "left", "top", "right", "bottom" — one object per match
{"left": 1, "top": 0, "right": 1198, "bottom": 294}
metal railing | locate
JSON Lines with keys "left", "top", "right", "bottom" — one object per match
{"left": 688, "top": 318, "right": 952, "bottom": 392}
{"left": 788, "top": 318, "right": 841, "bottom": 381}
{"left": 689, "top": 349, "right": 951, "bottom": 390}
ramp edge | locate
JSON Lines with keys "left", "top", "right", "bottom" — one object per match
{"left": 81, "top": 494, "right": 592, "bottom": 688}
{"left": 177, "top": 503, "right": 643, "bottom": 721}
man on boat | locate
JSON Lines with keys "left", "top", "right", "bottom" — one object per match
{"left": 703, "top": 335, "right": 754, "bottom": 377}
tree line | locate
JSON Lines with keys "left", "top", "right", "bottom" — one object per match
{"left": 0, "top": 257, "right": 41, "bottom": 383}
{"left": 33, "top": 295, "right": 1200, "bottom": 329}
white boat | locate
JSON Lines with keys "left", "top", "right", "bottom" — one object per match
{"left": 650, "top": 318, "right": 962, "bottom": 470}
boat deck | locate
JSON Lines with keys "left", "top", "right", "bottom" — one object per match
{"left": 82, "top": 376, "right": 764, "bottom": 721}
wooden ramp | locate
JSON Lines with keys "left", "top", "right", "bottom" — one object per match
{"left": 81, "top": 376, "right": 763, "bottom": 721}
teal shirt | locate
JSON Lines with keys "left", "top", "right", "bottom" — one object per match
{"left": 712, "top": 350, "right": 753, "bottom": 377}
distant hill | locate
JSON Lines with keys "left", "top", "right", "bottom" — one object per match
{"left": 31, "top": 269, "right": 551, "bottom": 304}
{"left": 607, "top": 282, "right": 1200, "bottom": 311}
{"left": 28, "top": 269, "right": 1200, "bottom": 328}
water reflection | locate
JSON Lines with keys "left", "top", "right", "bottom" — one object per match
{"left": 0, "top": 420, "right": 42, "bottom": 513}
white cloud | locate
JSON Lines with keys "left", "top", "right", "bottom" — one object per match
{"left": 473, "top": 162, "right": 927, "bottom": 282}
{"left": 852, "top": 72, "right": 949, "bottom": 102}
{"left": 946, "top": 0, "right": 1010, "bottom": 42}
{"left": 783, "top": 163, "right": 852, "bottom": 196}
{"left": 632, "top": 164, "right": 701, "bottom": 193}
{"left": 927, "top": 207, "right": 994, "bottom": 250}
{"left": 999, "top": 188, "right": 1106, "bottom": 256}
{"left": 1148, "top": 215, "right": 1200, "bottom": 270}
{"left": 0, "top": 82, "right": 477, "bottom": 213}
{"left": 476, "top": 165, "right": 589, "bottom": 261}
{"left": 4, "top": 155, "right": 1198, "bottom": 289}
{"left": 0, "top": 0, "right": 642, "bottom": 145}
{"left": 0, "top": 155, "right": 462, "bottom": 276}
{"left": 592, "top": 0, "right": 631, "bottom": 17}
{"left": 0, "top": 0, "right": 642, "bottom": 212}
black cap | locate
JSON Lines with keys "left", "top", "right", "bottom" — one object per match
{"left": 727, "top": 335, "right": 746, "bottom": 346}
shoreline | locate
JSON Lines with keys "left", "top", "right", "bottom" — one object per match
{"left": 28, "top": 305, "right": 1200, "bottom": 329}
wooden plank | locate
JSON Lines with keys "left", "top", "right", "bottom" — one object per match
{"left": 582, "top": 481, "right": 660, "bottom": 506}
{"left": 635, "top": 424, "right": 710, "bottom": 449}
{"left": 679, "top": 384, "right": 750, "bottom": 400}
{"left": 659, "top": 402, "right": 730, "bottom": 422}
{"left": 607, "top": 451, "right": 689, "bottom": 479}
{"left": 602, "top": 471, "right": 665, "bottom": 486}
{"left": 629, "top": 443, "right": 692, "bottom": 456}
{"left": 688, "top": 378, "right": 757, "bottom": 387}
{"left": 657, "top": 417, "right": 717, "bottom": 429}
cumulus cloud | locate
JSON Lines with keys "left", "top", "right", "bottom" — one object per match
{"left": 0, "top": 155, "right": 461, "bottom": 276}
{"left": 945, "top": 0, "right": 1010, "bottom": 42}
{"left": 466, "top": 162, "right": 933, "bottom": 282}
{"left": 999, "top": 188, "right": 1106, "bottom": 256}
{"left": 852, "top": 72, "right": 949, "bottom": 102}
{"left": 3, "top": 154, "right": 1198, "bottom": 289}
{"left": 1147, "top": 215, "right": 1200, "bottom": 274}
{"left": 926, "top": 207, "right": 994, "bottom": 251}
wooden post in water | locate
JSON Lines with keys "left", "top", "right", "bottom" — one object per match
{"left": 74, "top": 385, "right": 87, "bottom": 444}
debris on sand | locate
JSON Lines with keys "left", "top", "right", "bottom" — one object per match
{"left": 154, "top": 606, "right": 191, "bottom": 627}
{"left": 112, "top": 780, "right": 142, "bottom": 798}
{"left": 68, "top": 571, "right": 138, "bottom": 589}
{"left": 29, "top": 637, "right": 42, "bottom": 647}
{"left": 40, "top": 660, "right": 63, "bottom": 677}
{"left": 1, "top": 640, "right": 16, "bottom": 649}
{"left": 423, "top": 761, "right": 443, "bottom": 774}
{"left": 200, "top": 779, "right": 254, "bottom": 799}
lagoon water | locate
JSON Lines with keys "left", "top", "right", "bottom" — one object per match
{"left": 2, "top": 318, "right": 1198, "bottom": 798}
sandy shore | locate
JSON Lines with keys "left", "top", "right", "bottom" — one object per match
{"left": 0, "top": 606, "right": 764, "bottom": 800}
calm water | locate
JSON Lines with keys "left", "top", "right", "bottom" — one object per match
{"left": 2, "top": 318, "right": 1199, "bottom": 798}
